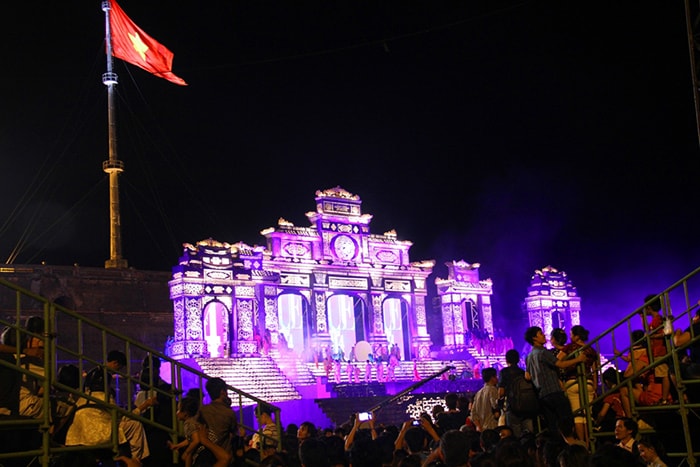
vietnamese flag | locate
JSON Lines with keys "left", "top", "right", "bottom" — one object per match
{"left": 109, "top": 0, "right": 187, "bottom": 86}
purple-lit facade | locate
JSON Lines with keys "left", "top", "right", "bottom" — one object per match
{"left": 168, "top": 187, "right": 435, "bottom": 362}
{"left": 435, "top": 261, "right": 494, "bottom": 347}
{"left": 523, "top": 265, "right": 581, "bottom": 343}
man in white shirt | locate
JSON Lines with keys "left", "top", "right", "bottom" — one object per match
{"left": 469, "top": 367, "right": 500, "bottom": 431}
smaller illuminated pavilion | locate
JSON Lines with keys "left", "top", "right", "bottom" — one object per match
{"left": 435, "top": 261, "right": 494, "bottom": 348}
{"left": 168, "top": 187, "right": 435, "bottom": 362}
{"left": 523, "top": 265, "right": 581, "bottom": 343}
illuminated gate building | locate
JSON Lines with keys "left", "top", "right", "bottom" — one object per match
{"left": 435, "top": 260, "right": 494, "bottom": 349}
{"left": 523, "top": 265, "right": 581, "bottom": 343}
{"left": 168, "top": 187, "right": 435, "bottom": 362}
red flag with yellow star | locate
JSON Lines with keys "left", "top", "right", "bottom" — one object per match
{"left": 109, "top": 0, "right": 187, "bottom": 86}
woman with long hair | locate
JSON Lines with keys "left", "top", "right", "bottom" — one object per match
{"left": 557, "top": 325, "right": 599, "bottom": 446}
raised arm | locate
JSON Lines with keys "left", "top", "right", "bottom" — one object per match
{"left": 555, "top": 352, "right": 586, "bottom": 369}
{"left": 344, "top": 414, "right": 361, "bottom": 451}
{"left": 394, "top": 421, "right": 412, "bottom": 451}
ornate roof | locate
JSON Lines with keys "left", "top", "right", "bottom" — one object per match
{"left": 314, "top": 186, "right": 359, "bottom": 200}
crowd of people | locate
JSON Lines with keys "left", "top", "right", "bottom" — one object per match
{"left": 1, "top": 292, "right": 699, "bottom": 467}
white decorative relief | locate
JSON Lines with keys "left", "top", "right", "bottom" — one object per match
{"left": 280, "top": 274, "right": 310, "bottom": 287}
{"left": 235, "top": 286, "right": 256, "bottom": 298}
{"left": 329, "top": 277, "right": 368, "bottom": 289}
{"left": 385, "top": 280, "right": 410, "bottom": 292}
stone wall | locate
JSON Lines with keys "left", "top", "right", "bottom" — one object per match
{"left": 0, "top": 264, "right": 174, "bottom": 358}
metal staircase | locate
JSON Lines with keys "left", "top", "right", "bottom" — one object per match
{"left": 578, "top": 266, "right": 700, "bottom": 466}
{"left": 0, "top": 276, "right": 281, "bottom": 467}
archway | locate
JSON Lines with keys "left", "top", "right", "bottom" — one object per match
{"left": 551, "top": 309, "right": 566, "bottom": 332}
{"left": 277, "top": 293, "right": 307, "bottom": 355}
{"left": 382, "top": 297, "right": 409, "bottom": 359}
{"left": 464, "top": 299, "right": 479, "bottom": 332}
{"left": 202, "top": 301, "right": 229, "bottom": 358}
{"left": 327, "top": 294, "right": 361, "bottom": 359}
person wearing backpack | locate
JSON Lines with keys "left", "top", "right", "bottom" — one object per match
{"left": 498, "top": 349, "right": 536, "bottom": 439}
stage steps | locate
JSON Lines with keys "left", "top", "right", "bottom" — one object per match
{"left": 269, "top": 350, "right": 317, "bottom": 385}
{"left": 195, "top": 356, "right": 302, "bottom": 403}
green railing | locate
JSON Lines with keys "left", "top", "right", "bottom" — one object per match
{"left": 0, "top": 276, "right": 281, "bottom": 467}
{"left": 574, "top": 266, "right": 700, "bottom": 465}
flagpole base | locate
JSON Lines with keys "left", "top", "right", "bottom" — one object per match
{"left": 105, "top": 258, "right": 128, "bottom": 269}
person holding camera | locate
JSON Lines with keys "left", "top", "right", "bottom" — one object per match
{"left": 398, "top": 416, "right": 440, "bottom": 461}
{"left": 344, "top": 412, "right": 382, "bottom": 466}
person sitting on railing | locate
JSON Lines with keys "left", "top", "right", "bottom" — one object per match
{"left": 672, "top": 305, "right": 700, "bottom": 380}
{"left": 640, "top": 295, "right": 672, "bottom": 405}
{"left": 615, "top": 330, "right": 662, "bottom": 422}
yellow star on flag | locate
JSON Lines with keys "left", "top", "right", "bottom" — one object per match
{"left": 109, "top": 0, "right": 187, "bottom": 85}
{"left": 128, "top": 32, "right": 149, "bottom": 61}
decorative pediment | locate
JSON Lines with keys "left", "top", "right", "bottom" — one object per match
{"left": 315, "top": 186, "right": 360, "bottom": 200}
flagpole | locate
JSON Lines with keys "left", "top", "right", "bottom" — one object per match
{"left": 101, "top": 0, "right": 128, "bottom": 269}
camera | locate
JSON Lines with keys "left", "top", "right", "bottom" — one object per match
{"left": 358, "top": 412, "right": 372, "bottom": 422}
{"left": 411, "top": 419, "right": 421, "bottom": 426}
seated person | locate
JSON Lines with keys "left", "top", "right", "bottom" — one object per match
{"left": 594, "top": 367, "right": 627, "bottom": 431}
{"left": 673, "top": 307, "right": 700, "bottom": 380}
{"left": 65, "top": 367, "right": 153, "bottom": 461}
{"left": 51, "top": 364, "right": 81, "bottom": 445}
{"left": 0, "top": 319, "right": 46, "bottom": 419}
{"left": 616, "top": 330, "right": 661, "bottom": 416}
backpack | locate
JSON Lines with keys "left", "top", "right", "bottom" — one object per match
{"left": 506, "top": 372, "right": 539, "bottom": 417}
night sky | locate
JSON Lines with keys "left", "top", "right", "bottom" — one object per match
{"left": 2, "top": 1, "right": 699, "bottom": 341}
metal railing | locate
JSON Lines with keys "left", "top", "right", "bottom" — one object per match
{"left": 0, "top": 276, "right": 281, "bottom": 467}
{"left": 570, "top": 266, "right": 700, "bottom": 465}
